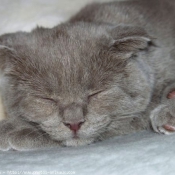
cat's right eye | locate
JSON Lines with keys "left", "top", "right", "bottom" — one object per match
{"left": 35, "top": 96, "right": 58, "bottom": 104}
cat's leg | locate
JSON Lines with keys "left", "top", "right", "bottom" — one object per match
{"left": 0, "top": 118, "right": 60, "bottom": 151}
{"left": 150, "top": 84, "right": 175, "bottom": 134}
{"left": 0, "top": 95, "right": 6, "bottom": 121}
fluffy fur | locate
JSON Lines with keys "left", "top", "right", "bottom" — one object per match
{"left": 0, "top": 0, "right": 175, "bottom": 151}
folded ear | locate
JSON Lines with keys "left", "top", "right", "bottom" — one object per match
{"left": 109, "top": 25, "right": 154, "bottom": 56}
{"left": 0, "top": 32, "right": 24, "bottom": 73}
{"left": 0, "top": 45, "right": 18, "bottom": 74}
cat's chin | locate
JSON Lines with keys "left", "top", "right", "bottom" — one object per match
{"left": 61, "top": 138, "right": 95, "bottom": 147}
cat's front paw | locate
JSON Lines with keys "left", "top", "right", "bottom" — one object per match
{"left": 8, "top": 128, "right": 59, "bottom": 151}
{"left": 150, "top": 104, "right": 175, "bottom": 135}
{"left": 0, "top": 119, "right": 60, "bottom": 151}
{"left": 0, "top": 120, "right": 16, "bottom": 151}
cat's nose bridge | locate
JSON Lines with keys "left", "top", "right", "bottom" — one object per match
{"left": 62, "top": 103, "right": 85, "bottom": 123}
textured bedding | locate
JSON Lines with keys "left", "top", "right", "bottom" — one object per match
{"left": 0, "top": 131, "right": 175, "bottom": 175}
{"left": 0, "top": 0, "right": 175, "bottom": 174}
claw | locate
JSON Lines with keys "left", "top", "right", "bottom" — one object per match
{"left": 163, "top": 124, "right": 175, "bottom": 132}
{"left": 167, "top": 91, "right": 175, "bottom": 99}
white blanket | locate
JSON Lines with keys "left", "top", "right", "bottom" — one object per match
{"left": 0, "top": 131, "right": 174, "bottom": 175}
{"left": 0, "top": 1, "right": 174, "bottom": 174}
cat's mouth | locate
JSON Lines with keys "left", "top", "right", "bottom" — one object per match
{"left": 51, "top": 132, "right": 95, "bottom": 146}
{"left": 73, "top": 134, "right": 79, "bottom": 139}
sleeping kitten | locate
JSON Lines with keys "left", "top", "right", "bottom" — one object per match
{"left": 0, "top": 0, "right": 175, "bottom": 151}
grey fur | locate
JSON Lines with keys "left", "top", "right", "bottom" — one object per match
{"left": 0, "top": 0, "right": 175, "bottom": 151}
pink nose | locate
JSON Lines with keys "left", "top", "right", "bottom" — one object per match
{"left": 63, "top": 121, "right": 85, "bottom": 133}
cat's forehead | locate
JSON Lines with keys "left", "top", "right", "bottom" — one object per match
{"left": 17, "top": 24, "right": 119, "bottom": 73}
{"left": 33, "top": 23, "right": 110, "bottom": 56}
{"left": 5, "top": 23, "right": 126, "bottom": 95}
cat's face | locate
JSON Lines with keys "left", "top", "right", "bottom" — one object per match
{"left": 0, "top": 23, "right": 154, "bottom": 146}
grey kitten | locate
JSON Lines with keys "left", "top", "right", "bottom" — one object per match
{"left": 0, "top": 0, "right": 175, "bottom": 151}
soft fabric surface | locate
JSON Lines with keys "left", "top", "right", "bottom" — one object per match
{"left": 0, "top": 131, "right": 175, "bottom": 175}
{"left": 0, "top": 0, "right": 175, "bottom": 174}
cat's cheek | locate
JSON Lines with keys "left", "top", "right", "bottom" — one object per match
{"left": 21, "top": 103, "right": 57, "bottom": 122}
{"left": 23, "top": 111, "right": 53, "bottom": 123}
{"left": 20, "top": 99, "right": 57, "bottom": 122}
{"left": 40, "top": 121, "right": 74, "bottom": 141}
{"left": 89, "top": 93, "right": 150, "bottom": 116}
{"left": 88, "top": 98, "right": 110, "bottom": 116}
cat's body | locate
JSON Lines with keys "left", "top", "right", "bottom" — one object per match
{"left": 0, "top": 96, "right": 5, "bottom": 120}
{"left": 71, "top": 0, "right": 175, "bottom": 94}
{"left": 0, "top": 0, "right": 175, "bottom": 151}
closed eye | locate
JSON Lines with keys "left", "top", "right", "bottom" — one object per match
{"left": 35, "top": 96, "right": 58, "bottom": 104}
{"left": 88, "top": 90, "right": 104, "bottom": 100}
{"left": 42, "top": 97, "right": 57, "bottom": 103}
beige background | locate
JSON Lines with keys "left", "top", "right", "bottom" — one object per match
{"left": 0, "top": 0, "right": 116, "bottom": 35}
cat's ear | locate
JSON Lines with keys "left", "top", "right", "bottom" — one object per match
{"left": 0, "top": 33, "right": 21, "bottom": 73}
{"left": 0, "top": 45, "right": 15, "bottom": 71}
{"left": 109, "top": 25, "right": 154, "bottom": 56}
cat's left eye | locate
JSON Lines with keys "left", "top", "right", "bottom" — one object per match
{"left": 88, "top": 90, "right": 104, "bottom": 99}
{"left": 42, "top": 97, "right": 57, "bottom": 103}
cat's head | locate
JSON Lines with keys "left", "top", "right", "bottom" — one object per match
{"left": 0, "top": 22, "right": 155, "bottom": 146}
